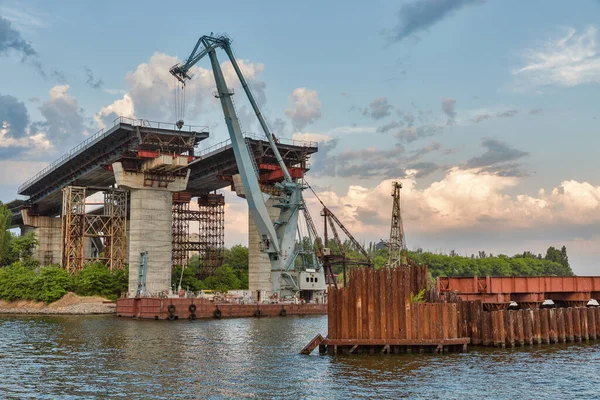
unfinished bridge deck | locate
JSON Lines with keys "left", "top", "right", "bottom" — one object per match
{"left": 8, "top": 117, "right": 317, "bottom": 226}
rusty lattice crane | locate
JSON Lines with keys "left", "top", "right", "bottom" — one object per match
{"left": 388, "top": 181, "right": 407, "bottom": 267}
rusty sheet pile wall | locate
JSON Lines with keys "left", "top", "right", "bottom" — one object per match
{"left": 453, "top": 300, "right": 600, "bottom": 347}
{"left": 321, "top": 266, "right": 469, "bottom": 354}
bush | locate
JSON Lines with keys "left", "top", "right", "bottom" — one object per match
{"left": 37, "top": 266, "right": 70, "bottom": 303}
{"left": 70, "top": 262, "right": 127, "bottom": 300}
{"left": 0, "top": 263, "right": 39, "bottom": 301}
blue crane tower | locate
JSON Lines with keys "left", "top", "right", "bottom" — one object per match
{"left": 169, "top": 34, "right": 324, "bottom": 299}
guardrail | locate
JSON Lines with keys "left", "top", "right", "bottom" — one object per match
{"left": 18, "top": 117, "right": 210, "bottom": 193}
{"left": 196, "top": 132, "right": 318, "bottom": 159}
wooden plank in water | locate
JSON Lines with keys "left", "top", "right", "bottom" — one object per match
{"left": 300, "top": 334, "right": 324, "bottom": 355}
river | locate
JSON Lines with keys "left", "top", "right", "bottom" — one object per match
{"left": 0, "top": 315, "right": 598, "bottom": 399}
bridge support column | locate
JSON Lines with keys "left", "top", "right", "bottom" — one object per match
{"left": 20, "top": 213, "right": 61, "bottom": 266}
{"left": 112, "top": 161, "right": 190, "bottom": 297}
{"left": 233, "top": 175, "right": 281, "bottom": 302}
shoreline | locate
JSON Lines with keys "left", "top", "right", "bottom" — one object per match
{"left": 0, "top": 292, "right": 116, "bottom": 316}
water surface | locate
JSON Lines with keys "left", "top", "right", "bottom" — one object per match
{"left": 0, "top": 315, "right": 598, "bottom": 399}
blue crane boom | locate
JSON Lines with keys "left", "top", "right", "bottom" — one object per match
{"left": 170, "top": 34, "right": 316, "bottom": 295}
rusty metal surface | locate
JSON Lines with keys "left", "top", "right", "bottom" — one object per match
{"left": 327, "top": 266, "right": 465, "bottom": 342}
{"left": 438, "top": 276, "right": 600, "bottom": 305}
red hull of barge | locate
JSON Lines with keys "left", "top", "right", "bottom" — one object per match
{"left": 116, "top": 297, "right": 327, "bottom": 320}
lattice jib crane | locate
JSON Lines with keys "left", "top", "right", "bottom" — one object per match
{"left": 388, "top": 181, "right": 407, "bottom": 267}
{"left": 169, "top": 34, "right": 320, "bottom": 296}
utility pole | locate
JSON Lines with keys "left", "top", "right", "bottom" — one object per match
{"left": 388, "top": 181, "right": 407, "bottom": 267}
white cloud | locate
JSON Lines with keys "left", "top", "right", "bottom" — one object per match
{"left": 96, "top": 52, "right": 267, "bottom": 128}
{"left": 312, "top": 168, "right": 600, "bottom": 238}
{"left": 514, "top": 26, "right": 600, "bottom": 87}
{"left": 292, "top": 132, "right": 332, "bottom": 143}
{"left": 33, "top": 84, "right": 89, "bottom": 148}
{"left": 95, "top": 94, "right": 135, "bottom": 128}
{"left": 285, "top": 88, "right": 322, "bottom": 131}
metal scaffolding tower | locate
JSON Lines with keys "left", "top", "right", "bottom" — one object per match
{"left": 172, "top": 192, "right": 200, "bottom": 269}
{"left": 388, "top": 181, "right": 407, "bottom": 267}
{"left": 61, "top": 186, "right": 127, "bottom": 273}
{"left": 198, "top": 193, "right": 225, "bottom": 275}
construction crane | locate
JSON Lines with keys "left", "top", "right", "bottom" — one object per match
{"left": 388, "top": 181, "right": 407, "bottom": 267}
{"left": 169, "top": 34, "right": 323, "bottom": 298}
{"left": 304, "top": 180, "right": 372, "bottom": 286}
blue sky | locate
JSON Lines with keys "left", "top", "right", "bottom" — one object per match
{"left": 1, "top": 0, "right": 600, "bottom": 273}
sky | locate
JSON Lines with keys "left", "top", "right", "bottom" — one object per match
{"left": 1, "top": 0, "right": 600, "bottom": 274}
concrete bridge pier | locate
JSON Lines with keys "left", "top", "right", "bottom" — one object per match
{"left": 112, "top": 160, "right": 190, "bottom": 297}
{"left": 20, "top": 212, "right": 62, "bottom": 266}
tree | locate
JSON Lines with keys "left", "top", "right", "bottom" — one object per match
{"left": 0, "top": 203, "right": 12, "bottom": 265}
{"left": 223, "top": 245, "right": 249, "bottom": 270}
{"left": 8, "top": 231, "right": 38, "bottom": 267}
{"left": 203, "top": 265, "right": 241, "bottom": 292}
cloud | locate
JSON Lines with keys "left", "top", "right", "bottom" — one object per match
{"left": 0, "top": 14, "right": 44, "bottom": 76}
{"left": 95, "top": 94, "right": 135, "bottom": 128}
{"left": 385, "top": 0, "right": 484, "bottom": 43}
{"left": 0, "top": 117, "right": 51, "bottom": 160}
{"left": 395, "top": 124, "right": 444, "bottom": 143}
{"left": 270, "top": 117, "right": 286, "bottom": 135}
{"left": 362, "top": 97, "right": 393, "bottom": 120}
{"left": 84, "top": 66, "right": 104, "bottom": 89}
{"left": 315, "top": 169, "right": 600, "bottom": 238}
{"left": 32, "top": 85, "right": 89, "bottom": 148}
{"left": 96, "top": 52, "right": 267, "bottom": 128}
{"left": 497, "top": 109, "right": 518, "bottom": 118}
{"left": 529, "top": 108, "right": 543, "bottom": 115}
{"left": 465, "top": 138, "right": 529, "bottom": 176}
{"left": 514, "top": 26, "right": 600, "bottom": 88}
{"left": 0, "top": 94, "right": 29, "bottom": 139}
{"left": 377, "top": 120, "right": 402, "bottom": 133}
{"left": 441, "top": 97, "right": 456, "bottom": 124}
{"left": 407, "top": 141, "right": 442, "bottom": 162}
{"left": 471, "top": 113, "right": 491, "bottom": 123}
{"left": 292, "top": 132, "right": 332, "bottom": 143}
{"left": 285, "top": 87, "right": 322, "bottom": 131}
{"left": 0, "top": 15, "right": 35, "bottom": 57}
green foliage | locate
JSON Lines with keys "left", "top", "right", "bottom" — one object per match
{"left": 410, "top": 288, "right": 426, "bottom": 303}
{"left": 223, "top": 245, "right": 249, "bottom": 270}
{"left": 0, "top": 203, "right": 11, "bottom": 265}
{"left": 70, "top": 261, "right": 127, "bottom": 300}
{"left": 8, "top": 231, "right": 38, "bottom": 266}
{"left": 203, "top": 265, "right": 241, "bottom": 293}
{"left": 37, "top": 266, "right": 70, "bottom": 303}
{"left": 0, "top": 263, "right": 39, "bottom": 301}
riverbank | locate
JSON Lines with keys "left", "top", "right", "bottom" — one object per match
{"left": 0, "top": 292, "right": 115, "bottom": 315}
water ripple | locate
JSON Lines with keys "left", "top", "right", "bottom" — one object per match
{"left": 0, "top": 315, "right": 598, "bottom": 399}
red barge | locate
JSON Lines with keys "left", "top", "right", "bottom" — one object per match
{"left": 116, "top": 297, "right": 327, "bottom": 320}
